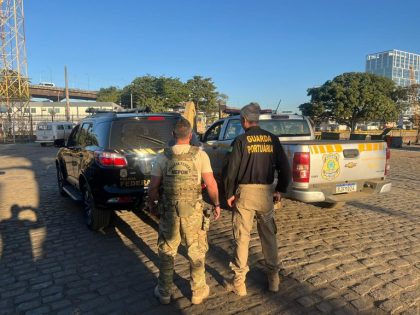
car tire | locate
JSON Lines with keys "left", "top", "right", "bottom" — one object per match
{"left": 82, "top": 184, "right": 111, "bottom": 231}
{"left": 41, "top": 143, "right": 46, "bottom": 147}
{"left": 56, "top": 164, "right": 67, "bottom": 197}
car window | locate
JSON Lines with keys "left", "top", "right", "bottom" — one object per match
{"left": 110, "top": 117, "right": 178, "bottom": 149}
{"left": 57, "top": 125, "right": 64, "bottom": 130}
{"left": 66, "top": 124, "right": 73, "bottom": 129}
{"left": 77, "top": 123, "right": 98, "bottom": 146}
{"left": 203, "top": 121, "right": 223, "bottom": 142}
{"left": 223, "top": 119, "right": 243, "bottom": 140}
{"left": 67, "top": 125, "right": 80, "bottom": 147}
{"left": 260, "top": 119, "right": 311, "bottom": 136}
{"left": 38, "top": 124, "right": 52, "bottom": 131}
{"left": 91, "top": 122, "right": 109, "bottom": 148}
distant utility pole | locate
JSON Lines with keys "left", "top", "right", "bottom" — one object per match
{"left": 64, "top": 66, "right": 70, "bottom": 121}
{"left": 130, "top": 93, "right": 133, "bottom": 109}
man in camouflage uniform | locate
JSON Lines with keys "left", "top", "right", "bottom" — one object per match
{"left": 148, "top": 118, "right": 221, "bottom": 305}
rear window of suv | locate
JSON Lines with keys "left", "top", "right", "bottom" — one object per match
{"left": 110, "top": 117, "right": 179, "bottom": 149}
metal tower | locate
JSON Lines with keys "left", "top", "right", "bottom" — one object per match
{"left": 0, "top": 0, "right": 30, "bottom": 141}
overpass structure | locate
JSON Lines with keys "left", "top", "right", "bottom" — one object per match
{"left": 30, "top": 85, "right": 98, "bottom": 101}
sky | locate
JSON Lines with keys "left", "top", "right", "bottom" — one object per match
{"left": 25, "top": 0, "right": 420, "bottom": 112}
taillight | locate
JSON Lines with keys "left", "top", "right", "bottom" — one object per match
{"left": 95, "top": 151, "right": 127, "bottom": 167}
{"left": 293, "top": 152, "right": 310, "bottom": 183}
{"left": 385, "top": 147, "right": 390, "bottom": 176}
{"left": 147, "top": 116, "right": 165, "bottom": 121}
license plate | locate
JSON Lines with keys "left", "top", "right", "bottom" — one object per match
{"left": 335, "top": 183, "right": 357, "bottom": 193}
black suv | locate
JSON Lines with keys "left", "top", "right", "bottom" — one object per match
{"left": 56, "top": 112, "right": 184, "bottom": 231}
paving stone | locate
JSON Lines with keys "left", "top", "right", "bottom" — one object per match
{"left": 24, "top": 305, "right": 51, "bottom": 315}
{"left": 392, "top": 274, "right": 419, "bottom": 289}
{"left": 16, "top": 300, "right": 41, "bottom": 313}
{"left": 378, "top": 298, "right": 405, "bottom": 314}
{"left": 50, "top": 299, "right": 72, "bottom": 311}
{"left": 315, "top": 301, "right": 334, "bottom": 313}
{"left": 296, "top": 295, "right": 322, "bottom": 308}
{"left": 369, "top": 283, "right": 402, "bottom": 300}
{"left": 14, "top": 292, "right": 39, "bottom": 304}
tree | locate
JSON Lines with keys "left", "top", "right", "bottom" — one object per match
{"left": 300, "top": 72, "right": 407, "bottom": 132}
{"left": 298, "top": 102, "right": 326, "bottom": 126}
{"left": 97, "top": 86, "right": 121, "bottom": 104}
{"left": 156, "top": 77, "right": 189, "bottom": 108}
{"left": 108, "top": 74, "right": 225, "bottom": 114}
{"left": 186, "top": 76, "right": 218, "bottom": 113}
{"left": 120, "top": 75, "right": 159, "bottom": 110}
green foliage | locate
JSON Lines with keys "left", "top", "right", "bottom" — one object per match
{"left": 97, "top": 86, "right": 121, "bottom": 103}
{"left": 115, "top": 75, "right": 220, "bottom": 113}
{"left": 298, "top": 102, "right": 326, "bottom": 126}
{"left": 300, "top": 72, "right": 408, "bottom": 131}
{"left": 156, "top": 77, "right": 190, "bottom": 107}
{"left": 186, "top": 76, "right": 218, "bottom": 113}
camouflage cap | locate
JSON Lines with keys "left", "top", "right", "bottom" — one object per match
{"left": 240, "top": 102, "right": 260, "bottom": 122}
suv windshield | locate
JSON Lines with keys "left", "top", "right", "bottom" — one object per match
{"left": 260, "top": 119, "right": 311, "bottom": 137}
{"left": 110, "top": 117, "right": 178, "bottom": 148}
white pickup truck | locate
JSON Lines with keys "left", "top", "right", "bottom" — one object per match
{"left": 201, "top": 113, "right": 391, "bottom": 205}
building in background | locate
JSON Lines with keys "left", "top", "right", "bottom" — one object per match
{"left": 366, "top": 49, "right": 420, "bottom": 128}
{"left": 366, "top": 49, "right": 420, "bottom": 86}
{"left": 23, "top": 101, "right": 121, "bottom": 132}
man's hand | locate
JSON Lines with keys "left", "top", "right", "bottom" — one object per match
{"left": 273, "top": 191, "right": 282, "bottom": 204}
{"left": 227, "top": 195, "right": 235, "bottom": 208}
{"left": 213, "top": 205, "right": 221, "bottom": 220}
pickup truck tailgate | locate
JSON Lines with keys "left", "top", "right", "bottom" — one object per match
{"left": 309, "top": 141, "right": 386, "bottom": 184}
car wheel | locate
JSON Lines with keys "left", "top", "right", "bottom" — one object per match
{"left": 82, "top": 184, "right": 111, "bottom": 231}
{"left": 56, "top": 164, "right": 67, "bottom": 197}
{"left": 41, "top": 143, "right": 46, "bottom": 147}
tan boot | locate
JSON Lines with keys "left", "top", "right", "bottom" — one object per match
{"left": 191, "top": 284, "right": 210, "bottom": 305}
{"left": 267, "top": 272, "right": 280, "bottom": 292}
{"left": 154, "top": 285, "right": 171, "bottom": 304}
{"left": 224, "top": 279, "right": 247, "bottom": 296}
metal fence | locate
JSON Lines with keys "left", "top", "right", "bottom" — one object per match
{"left": 0, "top": 114, "right": 87, "bottom": 143}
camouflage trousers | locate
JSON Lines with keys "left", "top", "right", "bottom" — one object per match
{"left": 157, "top": 201, "right": 208, "bottom": 296}
{"left": 230, "top": 184, "right": 279, "bottom": 284}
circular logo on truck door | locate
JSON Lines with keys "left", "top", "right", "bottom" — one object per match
{"left": 321, "top": 153, "right": 340, "bottom": 181}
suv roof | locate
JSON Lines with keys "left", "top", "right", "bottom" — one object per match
{"left": 81, "top": 111, "right": 182, "bottom": 122}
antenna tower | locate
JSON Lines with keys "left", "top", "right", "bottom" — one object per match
{"left": 0, "top": 0, "right": 30, "bottom": 142}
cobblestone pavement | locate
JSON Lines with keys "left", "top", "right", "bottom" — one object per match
{"left": 0, "top": 143, "right": 419, "bottom": 315}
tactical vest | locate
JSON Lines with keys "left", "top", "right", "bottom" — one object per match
{"left": 161, "top": 146, "right": 202, "bottom": 216}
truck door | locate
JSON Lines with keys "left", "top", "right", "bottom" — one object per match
{"left": 217, "top": 118, "right": 243, "bottom": 175}
{"left": 202, "top": 121, "right": 224, "bottom": 178}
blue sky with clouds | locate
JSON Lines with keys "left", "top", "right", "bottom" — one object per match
{"left": 25, "top": 0, "right": 420, "bottom": 111}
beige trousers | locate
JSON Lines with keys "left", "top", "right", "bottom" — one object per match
{"left": 230, "top": 184, "right": 279, "bottom": 284}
